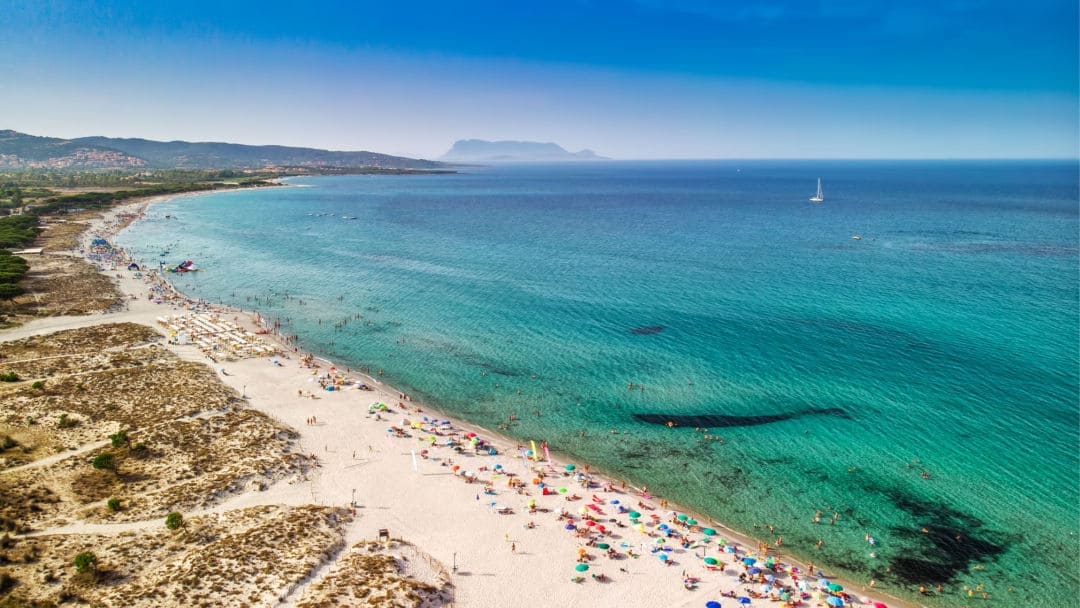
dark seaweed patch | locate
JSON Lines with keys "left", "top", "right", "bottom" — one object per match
{"left": 630, "top": 325, "right": 665, "bottom": 335}
{"left": 632, "top": 407, "right": 850, "bottom": 429}
{"left": 879, "top": 489, "right": 1010, "bottom": 586}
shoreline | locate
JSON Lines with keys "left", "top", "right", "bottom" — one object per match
{"left": 69, "top": 188, "right": 920, "bottom": 607}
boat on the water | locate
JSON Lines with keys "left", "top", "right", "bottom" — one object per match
{"left": 810, "top": 178, "right": 824, "bottom": 203}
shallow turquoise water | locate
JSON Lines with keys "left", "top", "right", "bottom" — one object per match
{"left": 118, "top": 161, "right": 1079, "bottom": 606}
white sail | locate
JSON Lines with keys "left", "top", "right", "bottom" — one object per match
{"left": 810, "top": 178, "right": 824, "bottom": 202}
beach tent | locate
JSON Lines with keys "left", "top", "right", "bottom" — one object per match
{"left": 127, "top": 263, "right": 140, "bottom": 270}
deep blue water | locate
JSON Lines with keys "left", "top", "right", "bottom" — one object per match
{"left": 118, "top": 161, "right": 1079, "bottom": 606}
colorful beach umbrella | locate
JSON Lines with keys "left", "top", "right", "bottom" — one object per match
{"left": 687, "top": 519, "right": 698, "bottom": 526}
{"left": 704, "top": 557, "right": 719, "bottom": 565}
{"left": 742, "top": 557, "right": 756, "bottom": 566}
{"left": 628, "top": 511, "right": 641, "bottom": 519}
{"left": 737, "top": 598, "right": 751, "bottom": 605}
{"left": 706, "top": 602, "right": 721, "bottom": 608}
{"left": 702, "top": 528, "right": 716, "bottom": 536}
{"left": 748, "top": 567, "right": 761, "bottom": 575}
{"left": 575, "top": 563, "right": 589, "bottom": 572}
{"left": 873, "top": 603, "right": 888, "bottom": 608}
{"left": 565, "top": 464, "right": 576, "bottom": 471}
{"left": 826, "top": 597, "right": 844, "bottom": 607}
{"left": 596, "top": 543, "right": 610, "bottom": 550}
{"left": 677, "top": 514, "right": 688, "bottom": 521}
{"left": 828, "top": 583, "right": 844, "bottom": 592}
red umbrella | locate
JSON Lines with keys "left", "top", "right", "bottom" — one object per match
{"left": 585, "top": 521, "right": 596, "bottom": 527}
{"left": 873, "top": 603, "right": 888, "bottom": 608}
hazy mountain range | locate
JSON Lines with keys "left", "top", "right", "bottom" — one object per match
{"left": 441, "top": 139, "right": 607, "bottom": 162}
{"left": 0, "top": 130, "right": 444, "bottom": 170}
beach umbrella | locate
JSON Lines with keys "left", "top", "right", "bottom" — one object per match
{"left": 873, "top": 603, "right": 888, "bottom": 608}
{"left": 565, "top": 464, "right": 576, "bottom": 471}
{"left": 687, "top": 519, "right": 698, "bottom": 526}
{"left": 677, "top": 514, "right": 688, "bottom": 521}
{"left": 706, "top": 602, "right": 722, "bottom": 608}
{"left": 597, "top": 543, "right": 610, "bottom": 550}
{"left": 828, "top": 583, "right": 844, "bottom": 592}
{"left": 724, "top": 546, "right": 736, "bottom": 553}
{"left": 628, "top": 511, "right": 641, "bottom": 519}
{"left": 826, "top": 597, "right": 844, "bottom": 607}
{"left": 764, "top": 574, "right": 775, "bottom": 582}
{"left": 742, "top": 557, "right": 756, "bottom": 566}
{"left": 565, "top": 524, "right": 576, "bottom": 530}
{"left": 702, "top": 528, "right": 716, "bottom": 536}
{"left": 704, "top": 557, "right": 719, "bottom": 566}
{"left": 737, "top": 598, "right": 751, "bottom": 605}
{"left": 780, "top": 592, "right": 791, "bottom": 601}
{"left": 610, "top": 499, "right": 620, "bottom": 505}
{"left": 575, "top": 563, "right": 589, "bottom": 572}
{"left": 585, "top": 520, "right": 596, "bottom": 527}
{"left": 559, "top": 487, "right": 568, "bottom": 494}
{"left": 658, "top": 553, "right": 668, "bottom": 561}
{"left": 748, "top": 567, "right": 761, "bottom": 575}
{"left": 659, "top": 524, "right": 669, "bottom": 530}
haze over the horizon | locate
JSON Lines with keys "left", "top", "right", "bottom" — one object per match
{"left": 1, "top": 0, "right": 1076, "bottom": 160}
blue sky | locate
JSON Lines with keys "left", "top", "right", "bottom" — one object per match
{"left": 1, "top": 0, "right": 1076, "bottom": 159}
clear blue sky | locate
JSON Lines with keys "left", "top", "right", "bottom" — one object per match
{"left": 1, "top": 0, "right": 1076, "bottom": 159}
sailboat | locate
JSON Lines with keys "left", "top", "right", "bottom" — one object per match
{"left": 809, "top": 178, "right": 824, "bottom": 203}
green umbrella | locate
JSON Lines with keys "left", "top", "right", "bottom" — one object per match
{"left": 704, "top": 557, "right": 719, "bottom": 565}
{"left": 565, "top": 464, "right": 576, "bottom": 471}
{"left": 596, "top": 543, "right": 610, "bottom": 550}
{"left": 827, "top": 583, "right": 843, "bottom": 592}
{"left": 687, "top": 519, "right": 698, "bottom": 526}
{"left": 628, "top": 511, "right": 641, "bottom": 519}
{"left": 702, "top": 528, "right": 717, "bottom": 536}
{"left": 676, "top": 514, "right": 688, "bottom": 521}
{"left": 575, "top": 563, "right": 589, "bottom": 572}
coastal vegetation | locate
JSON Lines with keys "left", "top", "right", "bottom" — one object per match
{"left": 0, "top": 324, "right": 353, "bottom": 605}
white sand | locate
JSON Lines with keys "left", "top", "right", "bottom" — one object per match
{"left": 0, "top": 198, "right": 918, "bottom": 608}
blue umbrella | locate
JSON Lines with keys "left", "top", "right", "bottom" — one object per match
{"left": 737, "top": 598, "right": 751, "bottom": 605}
{"left": 658, "top": 553, "right": 669, "bottom": 561}
{"left": 742, "top": 557, "right": 756, "bottom": 566}
{"left": 706, "top": 602, "right": 722, "bottom": 608}
{"left": 748, "top": 567, "right": 761, "bottom": 575}
{"left": 827, "top": 597, "right": 844, "bottom": 607}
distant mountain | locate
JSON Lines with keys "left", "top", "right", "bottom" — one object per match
{"left": 441, "top": 139, "right": 607, "bottom": 162}
{"left": 0, "top": 129, "right": 444, "bottom": 170}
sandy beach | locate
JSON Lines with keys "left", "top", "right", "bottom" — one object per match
{"left": 0, "top": 196, "right": 920, "bottom": 608}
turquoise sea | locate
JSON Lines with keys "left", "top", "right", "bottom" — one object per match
{"left": 117, "top": 161, "right": 1079, "bottom": 606}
